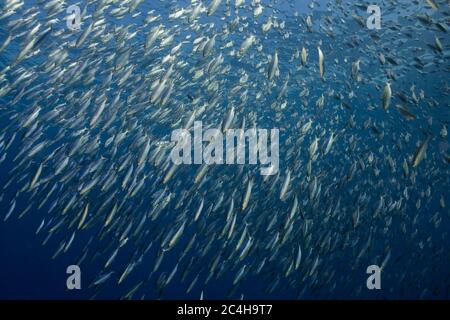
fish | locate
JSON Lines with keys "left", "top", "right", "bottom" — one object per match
{"left": 382, "top": 82, "right": 392, "bottom": 110}
{"left": 412, "top": 136, "right": 431, "bottom": 168}
{"left": 267, "top": 50, "right": 278, "bottom": 81}
{"left": 207, "top": 0, "right": 222, "bottom": 16}
{"left": 317, "top": 46, "right": 324, "bottom": 80}
{"left": 279, "top": 170, "right": 291, "bottom": 201}
{"left": 203, "top": 35, "right": 216, "bottom": 58}
{"left": 242, "top": 178, "right": 253, "bottom": 211}
{"left": 301, "top": 47, "right": 307, "bottom": 66}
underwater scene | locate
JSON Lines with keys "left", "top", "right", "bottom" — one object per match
{"left": 0, "top": 0, "right": 449, "bottom": 300}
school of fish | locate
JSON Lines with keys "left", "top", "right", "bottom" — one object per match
{"left": 0, "top": 0, "right": 449, "bottom": 299}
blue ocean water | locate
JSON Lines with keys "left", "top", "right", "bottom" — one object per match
{"left": 0, "top": 0, "right": 449, "bottom": 300}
